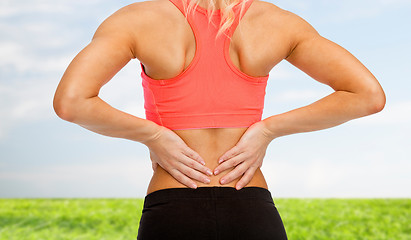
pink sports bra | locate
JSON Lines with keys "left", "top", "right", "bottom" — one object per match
{"left": 140, "top": 0, "right": 269, "bottom": 130}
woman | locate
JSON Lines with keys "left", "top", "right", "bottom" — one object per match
{"left": 53, "top": 0, "right": 386, "bottom": 239}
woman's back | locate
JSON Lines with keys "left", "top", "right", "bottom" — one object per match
{"left": 54, "top": 0, "right": 385, "bottom": 238}
{"left": 136, "top": 0, "right": 287, "bottom": 80}
{"left": 125, "top": 0, "right": 293, "bottom": 194}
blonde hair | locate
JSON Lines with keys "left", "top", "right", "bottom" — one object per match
{"left": 181, "top": 0, "right": 250, "bottom": 41}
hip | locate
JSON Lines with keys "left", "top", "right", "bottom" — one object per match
{"left": 137, "top": 186, "right": 287, "bottom": 240}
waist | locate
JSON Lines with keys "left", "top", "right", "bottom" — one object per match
{"left": 143, "top": 186, "right": 273, "bottom": 207}
{"left": 146, "top": 165, "right": 268, "bottom": 195}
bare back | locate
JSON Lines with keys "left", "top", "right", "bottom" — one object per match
{"left": 121, "top": 0, "right": 296, "bottom": 194}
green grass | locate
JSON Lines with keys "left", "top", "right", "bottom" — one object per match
{"left": 273, "top": 198, "right": 410, "bottom": 240}
{"left": 0, "top": 199, "right": 144, "bottom": 240}
{"left": 0, "top": 198, "right": 409, "bottom": 240}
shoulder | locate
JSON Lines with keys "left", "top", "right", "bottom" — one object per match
{"left": 253, "top": 0, "right": 319, "bottom": 55}
{"left": 93, "top": 0, "right": 180, "bottom": 37}
{"left": 253, "top": 0, "right": 317, "bottom": 32}
{"left": 94, "top": 0, "right": 174, "bottom": 33}
{"left": 92, "top": 0, "right": 180, "bottom": 57}
{"left": 116, "top": 0, "right": 178, "bottom": 19}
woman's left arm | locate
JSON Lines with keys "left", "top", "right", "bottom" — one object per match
{"left": 214, "top": 9, "right": 386, "bottom": 190}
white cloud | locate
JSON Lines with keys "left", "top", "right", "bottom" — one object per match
{"left": 380, "top": 0, "right": 411, "bottom": 6}
{"left": 98, "top": 60, "right": 146, "bottom": 117}
{"left": 332, "top": 0, "right": 411, "bottom": 22}
{"left": 273, "top": 0, "right": 411, "bottom": 24}
{"left": 0, "top": 81, "right": 56, "bottom": 117}
{"left": 351, "top": 100, "right": 411, "bottom": 126}
{"left": 0, "top": 0, "right": 102, "bottom": 17}
{"left": 0, "top": 42, "right": 21, "bottom": 61}
{"left": 267, "top": 61, "right": 304, "bottom": 81}
{"left": 268, "top": 65, "right": 294, "bottom": 81}
{"left": 0, "top": 62, "right": 144, "bottom": 140}
{"left": 0, "top": 78, "right": 57, "bottom": 140}
{"left": 273, "top": 0, "right": 310, "bottom": 12}
{"left": 0, "top": 46, "right": 73, "bottom": 76}
{"left": 262, "top": 155, "right": 411, "bottom": 198}
{"left": 0, "top": 156, "right": 153, "bottom": 198}
{"left": 122, "top": 102, "right": 146, "bottom": 119}
{"left": 0, "top": 0, "right": 145, "bottom": 140}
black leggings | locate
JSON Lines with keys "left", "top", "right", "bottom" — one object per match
{"left": 137, "top": 186, "right": 288, "bottom": 240}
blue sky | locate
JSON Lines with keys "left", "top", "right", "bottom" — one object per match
{"left": 0, "top": 0, "right": 410, "bottom": 198}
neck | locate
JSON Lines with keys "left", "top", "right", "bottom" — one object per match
{"left": 197, "top": 0, "right": 230, "bottom": 9}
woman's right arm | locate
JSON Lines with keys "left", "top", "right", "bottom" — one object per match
{"left": 53, "top": 4, "right": 212, "bottom": 188}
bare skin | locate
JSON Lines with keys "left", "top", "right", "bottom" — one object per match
{"left": 53, "top": 0, "right": 385, "bottom": 195}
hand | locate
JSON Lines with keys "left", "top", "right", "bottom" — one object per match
{"left": 213, "top": 120, "right": 273, "bottom": 190}
{"left": 143, "top": 126, "right": 213, "bottom": 189}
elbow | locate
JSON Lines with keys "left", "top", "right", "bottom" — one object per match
{"left": 371, "top": 92, "right": 386, "bottom": 114}
{"left": 53, "top": 94, "right": 78, "bottom": 122}
{"left": 363, "top": 86, "right": 386, "bottom": 115}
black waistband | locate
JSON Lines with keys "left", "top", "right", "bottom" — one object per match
{"left": 144, "top": 186, "right": 273, "bottom": 205}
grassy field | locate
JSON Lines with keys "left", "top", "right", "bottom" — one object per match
{"left": 0, "top": 198, "right": 409, "bottom": 240}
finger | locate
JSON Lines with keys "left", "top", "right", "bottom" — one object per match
{"left": 214, "top": 153, "right": 245, "bottom": 175}
{"left": 180, "top": 154, "right": 213, "bottom": 176}
{"left": 177, "top": 162, "right": 211, "bottom": 184}
{"left": 235, "top": 166, "right": 258, "bottom": 190}
{"left": 219, "top": 162, "right": 249, "bottom": 185}
{"left": 183, "top": 148, "right": 206, "bottom": 165}
{"left": 218, "top": 145, "right": 243, "bottom": 164}
{"left": 170, "top": 168, "right": 198, "bottom": 189}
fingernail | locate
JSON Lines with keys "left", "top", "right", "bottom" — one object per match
{"left": 201, "top": 160, "right": 206, "bottom": 165}
{"left": 236, "top": 185, "right": 242, "bottom": 190}
{"left": 207, "top": 170, "right": 213, "bottom": 176}
{"left": 204, "top": 178, "right": 211, "bottom": 183}
{"left": 214, "top": 169, "right": 219, "bottom": 175}
{"left": 191, "top": 184, "right": 197, "bottom": 189}
{"left": 218, "top": 158, "right": 223, "bottom": 164}
{"left": 220, "top": 179, "right": 225, "bottom": 184}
